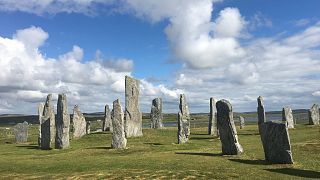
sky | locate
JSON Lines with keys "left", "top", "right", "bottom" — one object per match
{"left": 0, "top": 0, "right": 320, "bottom": 114}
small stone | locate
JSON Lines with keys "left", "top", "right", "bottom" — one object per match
{"left": 14, "top": 121, "right": 28, "bottom": 143}
{"left": 308, "top": 104, "right": 319, "bottom": 125}
{"left": 177, "top": 94, "right": 191, "bottom": 144}
{"left": 40, "top": 94, "right": 56, "bottom": 150}
{"left": 282, "top": 107, "right": 294, "bottom": 129}
{"left": 208, "top": 98, "right": 218, "bottom": 136}
{"left": 150, "top": 98, "right": 163, "bottom": 129}
{"left": 72, "top": 105, "right": 87, "bottom": 138}
{"left": 111, "top": 99, "right": 127, "bottom": 149}
{"left": 55, "top": 93, "right": 70, "bottom": 149}
{"left": 86, "top": 121, "right": 91, "bottom": 134}
{"left": 102, "top": 105, "right": 112, "bottom": 132}
{"left": 239, "top": 116, "right": 245, "bottom": 129}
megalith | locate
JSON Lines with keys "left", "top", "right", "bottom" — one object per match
{"left": 111, "top": 99, "right": 127, "bottom": 149}
{"left": 282, "top": 107, "right": 294, "bottom": 129}
{"left": 40, "top": 94, "right": 56, "bottom": 150}
{"left": 208, "top": 97, "right": 218, "bottom": 136}
{"left": 55, "top": 94, "right": 70, "bottom": 149}
{"left": 308, "top": 104, "right": 319, "bottom": 125}
{"left": 38, "top": 102, "right": 44, "bottom": 147}
{"left": 72, "top": 105, "right": 87, "bottom": 138}
{"left": 14, "top": 121, "right": 28, "bottom": 143}
{"left": 177, "top": 94, "right": 191, "bottom": 144}
{"left": 86, "top": 121, "right": 91, "bottom": 134}
{"left": 102, "top": 105, "right": 112, "bottom": 132}
{"left": 125, "top": 76, "right": 143, "bottom": 137}
{"left": 216, "top": 99, "right": 243, "bottom": 155}
{"left": 239, "top": 116, "right": 245, "bottom": 129}
{"left": 150, "top": 98, "right": 163, "bottom": 129}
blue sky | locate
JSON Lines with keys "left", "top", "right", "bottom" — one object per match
{"left": 0, "top": 0, "right": 319, "bottom": 114}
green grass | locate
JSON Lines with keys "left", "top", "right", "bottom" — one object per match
{"left": 0, "top": 123, "right": 319, "bottom": 179}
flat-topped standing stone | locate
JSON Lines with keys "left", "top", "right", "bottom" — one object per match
{"left": 216, "top": 99, "right": 243, "bottom": 155}
{"left": 282, "top": 107, "right": 294, "bottom": 129}
{"left": 55, "top": 94, "right": 70, "bottom": 149}
{"left": 177, "top": 94, "right": 191, "bottom": 144}
{"left": 86, "top": 121, "right": 91, "bottom": 134}
{"left": 102, "top": 105, "right": 112, "bottom": 132}
{"left": 38, "top": 103, "right": 45, "bottom": 147}
{"left": 150, "top": 98, "right": 163, "bottom": 129}
{"left": 72, "top": 105, "right": 87, "bottom": 138}
{"left": 257, "top": 96, "right": 293, "bottom": 164}
{"left": 208, "top": 98, "right": 218, "bottom": 136}
{"left": 308, "top": 104, "right": 319, "bottom": 125}
{"left": 111, "top": 99, "right": 127, "bottom": 149}
{"left": 40, "top": 94, "right": 56, "bottom": 150}
{"left": 125, "top": 76, "right": 143, "bottom": 137}
{"left": 14, "top": 121, "right": 28, "bottom": 143}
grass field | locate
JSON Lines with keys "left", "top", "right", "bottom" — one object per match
{"left": 0, "top": 121, "right": 319, "bottom": 179}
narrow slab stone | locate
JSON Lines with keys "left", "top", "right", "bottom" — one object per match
{"left": 125, "top": 76, "right": 143, "bottom": 137}
{"left": 40, "top": 94, "right": 56, "bottom": 150}
{"left": 72, "top": 105, "right": 87, "bottom": 139}
{"left": 239, "top": 116, "right": 245, "bottom": 129}
{"left": 38, "top": 103, "right": 44, "bottom": 147}
{"left": 14, "top": 121, "right": 28, "bottom": 143}
{"left": 282, "top": 107, "right": 294, "bottom": 129}
{"left": 55, "top": 94, "right": 70, "bottom": 149}
{"left": 150, "top": 98, "right": 163, "bottom": 129}
{"left": 86, "top": 121, "right": 91, "bottom": 134}
{"left": 177, "top": 94, "right": 191, "bottom": 144}
{"left": 208, "top": 97, "right": 218, "bottom": 136}
{"left": 308, "top": 104, "right": 319, "bottom": 125}
{"left": 102, "top": 105, "right": 112, "bottom": 132}
{"left": 216, "top": 99, "right": 243, "bottom": 155}
{"left": 257, "top": 96, "right": 293, "bottom": 164}
{"left": 111, "top": 99, "right": 127, "bottom": 149}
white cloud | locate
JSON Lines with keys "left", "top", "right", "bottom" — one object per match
{"left": 312, "top": 91, "right": 320, "bottom": 97}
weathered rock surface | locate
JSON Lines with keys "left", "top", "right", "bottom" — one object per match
{"left": 38, "top": 103, "right": 44, "bottom": 147}
{"left": 257, "top": 96, "right": 293, "bottom": 164}
{"left": 177, "top": 94, "right": 191, "bottom": 144}
{"left": 216, "top": 99, "right": 243, "bottom": 155}
{"left": 72, "top": 105, "right": 86, "bottom": 139}
{"left": 55, "top": 94, "right": 70, "bottom": 149}
{"left": 102, "top": 105, "right": 112, "bottom": 132}
{"left": 239, "top": 116, "right": 245, "bottom": 129}
{"left": 282, "top": 107, "right": 294, "bottom": 129}
{"left": 111, "top": 99, "right": 127, "bottom": 149}
{"left": 125, "top": 76, "right": 143, "bottom": 137}
{"left": 208, "top": 98, "right": 218, "bottom": 136}
{"left": 308, "top": 104, "right": 319, "bottom": 125}
{"left": 150, "top": 98, "right": 163, "bottom": 129}
{"left": 14, "top": 121, "right": 28, "bottom": 143}
{"left": 40, "top": 94, "right": 56, "bottom": 150}
{"left": 86, "top": 121, "right": 91, "bottom": 134}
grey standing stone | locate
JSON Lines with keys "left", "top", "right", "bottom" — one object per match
{"left": 308, "top": 104, "right": 319, "bottom": 125}
{"left": 38, "top": 103, "right": 45, "bottom": 147}
{"left": 208, "top": 98, "right": 218, "bottom": 136}
{"left": 72, "top": 105, "right": 87, "bottom": 138}
{"left": 216, "top": 99, "right": 243, "bottom": 155}
{"left": 40, "top": 94, "right": 56, "bottom": 150}
{"left": 257, "top": 96, "right": 293, "bottom": 164}
{"left": 239, "top": 116, "right": 245, "bottom": 129}
{"left": 177, "top": 94, "right": 191, "bottom": 144}
{"left": 282, "top": 107, "right": 294, "bottom": 129}
{"left": 55, "top": 94, "right": 70, "bottom": 149}
{"left": 102, "top": 105, "right": 112, "bottom": 132}
{"left": 14, "top": 121, "right": 28, "bottom": 143}
{"left": 86, "top": 121, "right": 91, "bottom": 134}
{"left": 150, "top": 98, "right": 163, "bottom": 129}
{"left": 111, "top": 99, "right": 127, "bottom": 149}
{"left": 125, "top": 76, "right": 143, "bottom": 137}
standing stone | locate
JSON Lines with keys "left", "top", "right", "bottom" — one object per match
{"left": 239, "top": 116, "right": 245, "bottom": 129}
{"left": 14, "top": 121, "right": 28, "bottom": 143}
{"left": 55, "top": 94, "right": 70, "bottom": 149}
{"left": 111, "top": 99, "right": 127, "bottom": 149}
{"left": 72, "top": 105, "right": 87, "bottom": 138}
{"left": 216, "top": 99, "right": 243, "bottom": 155}
{"left": 102, "top": 105, "right": 112, "bottom": 132}
{"left": 308, "top": 104, "right": 319, "bottom": 125}
{"left": 177, "top": 94, "right": 191, "bottom": 144}
{"left": 40, "top": 94, "right": 56, "bottom": 150}
{"left": 125, "top": 76, "right": 143, "bottom": 137}
{"left": 150, "top": 98, "right": 163, "bottom": 129}
{"left": 208, "top": 98, "right": 218, "bottom": 136}
{"left": 282, "top": 107, "right": 294, "bottom": 129}
{"left": 257, "top": 96, "right": 293, "bottom": 164}
{"left": 86, "top": 121, "right": 91, "bottom": 134}
{"left": 38, "top": 103, "right": 45, "bottom": 147}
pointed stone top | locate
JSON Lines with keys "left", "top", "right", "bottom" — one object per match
{"left": 257, "top": 96, "right": 264, "bottom": 106}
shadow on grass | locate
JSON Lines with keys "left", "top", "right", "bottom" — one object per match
{"left": 144, "top": 142, "right": 163, "bottom": 146}
{"left": 265, "top": 168, "right": 320, "bottom": 178}
{"left": 191, "top": 132, "right": 209, "bottom": 135}
{"left": 229, "top": 159, "right": 270, "bottom": 165}
{"left": 16, "top": 145, "right": 39, "bottom": 149}
{"left": 175, "top": 152, "right": 221, "bottom": 157}
{"left": 86, "top": 146, "right": 113, "bottom": 150}
{"left": 238, "top": 133, "right": 260, "bottom": 136}
{"left": 190, "top": 136, "right": 213, "bottom": 140}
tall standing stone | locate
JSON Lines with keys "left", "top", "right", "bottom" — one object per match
{"left": 102, "top": 105, "right": 112, "bottom": 132}
{"left": 282, "top": 107, "right": 294, "bottom": 129}
{"left": 177, "top": 94, "right": 191, "bottom": 144}
{"left": 38, "top": 103, "right": 45, "bottom": 147}
{"left": 208, "top": 98, "right": 218, "bottom": 136}
{"left": 72, "top": 105, "right": 87, "bottom": 138}
{"left": 55, "top": 94, "right": 70, "bottom": 149}
{"left": 308, "top": 104, "right": 319, "bottom": 125}
{"left": 239, "top": 116, "right": 245, "bottom": 129}
{"left": 150, "top": 98, "right": 163, "bottom": 129}
{"left": 14, "top": 121, "right": 28, "bottom": 143}
{"left": 40, "top": 94, "right": 56, "bottom": 150}
{"left": 111, "top": 99, "right": 127, "bottom": 149}
{"left": 216, "top": 99, "right": 243, "bottom": 155}
{"left": 86, "top": 121, "right": 91, "bottom": 134}
{"left": 257, "top": 96, "right": 293, "bottom": 164}
{"left": 125, "top": 76, "right": 143, "bottom": 137}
